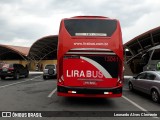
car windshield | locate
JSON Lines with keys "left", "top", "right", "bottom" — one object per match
{"left": 45, "top": 65, "right": 55, "bottom": 69}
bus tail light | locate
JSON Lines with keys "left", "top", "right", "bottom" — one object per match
{"left": 104, "top": 92, "right": 112, "bottom": 95}
{"left": 117, "top": 77, "right": 123, "bottom": 86}
{"left": 68, "top": 91, "right": 77, "bottom": 94}
{"left": 58, "top": 75, "right": 64, "bottom": 84}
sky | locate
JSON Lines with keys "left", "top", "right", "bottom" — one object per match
{"left": 0, "top": 0, "right": 160, "bottom": 47}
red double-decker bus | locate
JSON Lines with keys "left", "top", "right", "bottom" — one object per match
{"left": 57, "top": 16, "right": 123, "bottom": 97}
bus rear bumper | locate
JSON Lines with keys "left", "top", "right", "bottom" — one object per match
{"left": 57, "top": 85, "right": 122, "bottom": 98}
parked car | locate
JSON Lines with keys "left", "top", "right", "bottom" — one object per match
{"left": 0, "top": 63, "right": 29, "bottom": 80}
{"left": 128, "top": 71, "right": 160, "bottom": 103}
{"left": 43, "top": 64, "right": 57, "bottom": 79}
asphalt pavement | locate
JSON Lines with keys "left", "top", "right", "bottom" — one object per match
{"left": 0, "top": 73, "right": 160, "bottom": 120}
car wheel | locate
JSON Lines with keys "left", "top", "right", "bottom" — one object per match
{"left": 129, "top": 82, "right": 134, "bottom": 91}
{"left": 25, "top": 73, "right": 29, "bottom": 78}
{"left": 1, "top": 76, "right": 5, "bottom": 80}
{"left": 14, "top": 73, "right": 20, "bottom": 80}
{"left": 43, "top": 76, "right": 47, "bottom": 80}
{"left": 151, "top": 90, "right": 160, "bottom": 103}
{"left": 25, "top": 70, "right": 29, "bottom": 78}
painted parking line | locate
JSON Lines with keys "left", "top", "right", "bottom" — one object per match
{"left": 0, "top": 75, "right": 42, "bottom": 89}
{"left": 47, "top": 89, "right": 159, "bottom": 119}
{"left": 122, "top": 95, "right": 159, "bottom": 119}
{"left": 123, "top": 88, "right": 129, "bottom": 91}
{"left": 48, "top": 88, "right": 57, "bottom": 98}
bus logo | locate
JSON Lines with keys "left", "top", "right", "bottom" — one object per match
{"left": 66, "top": 70, "right": 103, "bottom": 78}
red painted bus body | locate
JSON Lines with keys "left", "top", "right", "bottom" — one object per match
{"left": 57, "top": 16, "right": 123, "bottom": 97}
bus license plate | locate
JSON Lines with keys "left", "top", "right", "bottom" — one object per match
{"left": 84, "top": 81, "right": 97, "bottom": 85}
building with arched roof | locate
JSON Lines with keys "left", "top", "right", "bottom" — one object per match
{"left": 124, "top": 26, "right": 160, "bottom": 74}
{"left": 28, "top": 35, "right": 58, "bottom": 70}
{"left": 0, "top": 44, "right": 30, "bottom": 67}
{"left": 0, "top": 35, "right": 58, "bottom": 71}
{"left": 0, "top": 44, "right": 29, "bottom": 59}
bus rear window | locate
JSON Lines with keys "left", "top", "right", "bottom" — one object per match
{"left": 64, "top": 19, "right": 117, "bottom": 37}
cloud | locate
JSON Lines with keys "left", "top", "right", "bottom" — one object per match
{"left": 0, "top": 0, "right": 160, "bottom": 46}
{"left": 123, "top": 10, "right": 160, "bottom": 43}
{"left": 3, "top": 37, "right": 32, "bottom": 47}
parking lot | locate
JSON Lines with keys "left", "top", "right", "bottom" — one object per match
{"left": 0, "top": 73, "right": 160, "bottom": 120}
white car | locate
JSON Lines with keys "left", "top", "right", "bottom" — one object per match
{"left": 43, "top": 64, "right": 57, "bottom": 79}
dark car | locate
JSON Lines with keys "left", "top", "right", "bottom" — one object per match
{"left": 43, "top": 64, "right": 57, "bottom": 80}
{"left": 0, "top": 63, "right": 29, "bottom": 80}
{"left": 128, "top": 71, "right": 160, "bottom": 103}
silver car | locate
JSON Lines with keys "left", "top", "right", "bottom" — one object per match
{"left": 43, "top": 64, "right": 57, "bottom": 80}
{"left": 128, "top": 71, "right": 160, "bottom": 103}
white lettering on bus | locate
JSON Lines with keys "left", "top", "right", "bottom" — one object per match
{"left": 86, "top": 70, "right": 91, "bottom": 77}
{"left": 66, "top": 70, "right": 103, "bottom": 78}
{"left": 74, "top": 70, "right": 79, "bottom": 77}
{"left": 66, "top": 70, "right": 71, "bottom": 77}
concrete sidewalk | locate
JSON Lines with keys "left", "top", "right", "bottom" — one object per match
{"left": 29, "top": 71, "right": 43, "bottom": 74}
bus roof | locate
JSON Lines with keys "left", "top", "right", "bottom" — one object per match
{"left": 63, "top": 16, "right": 117, "bottom": 21}
{"left": 71, "top": 16, "right": 108, "bottom": 19}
